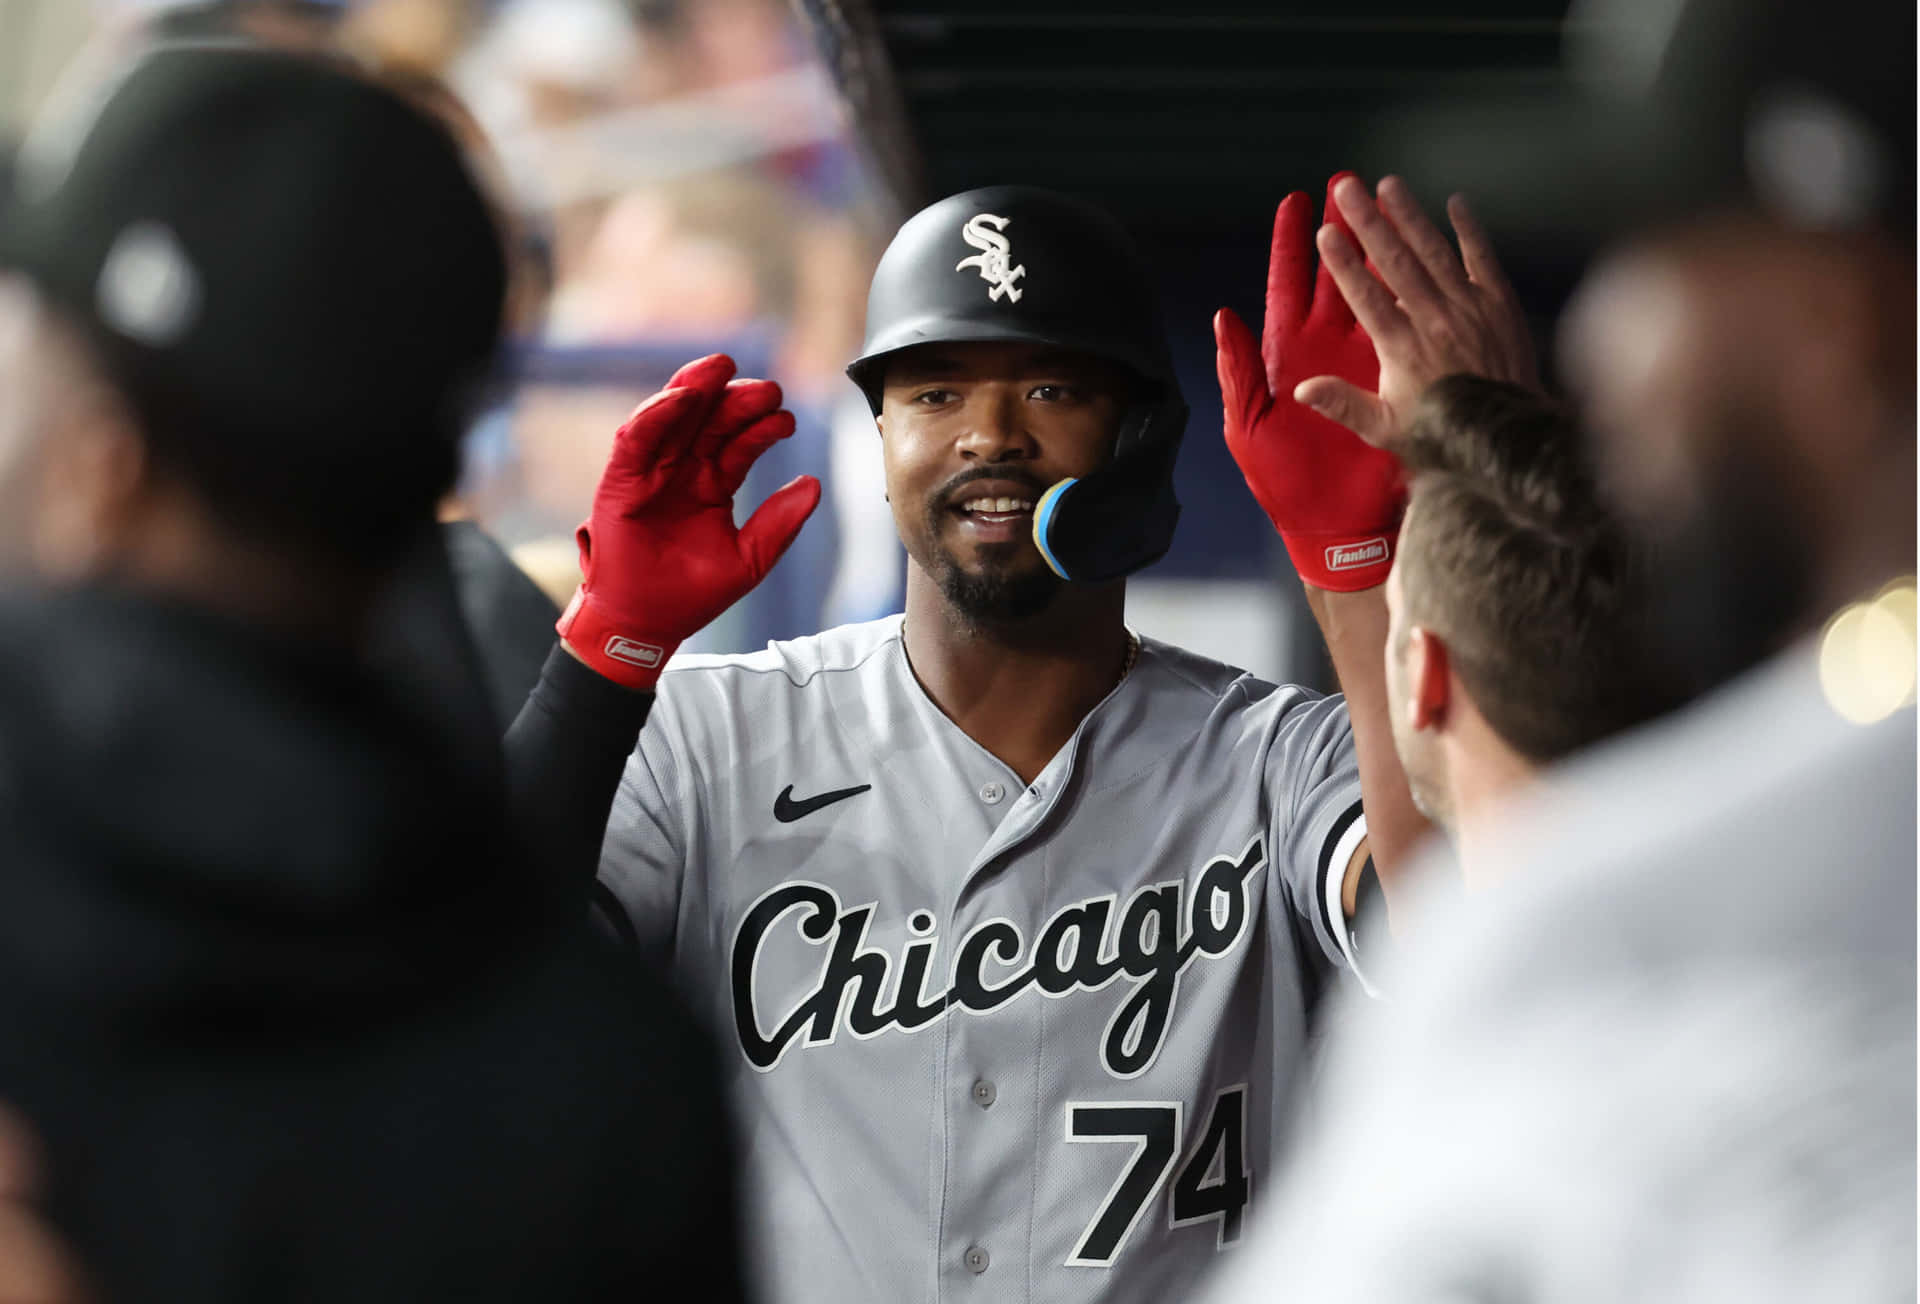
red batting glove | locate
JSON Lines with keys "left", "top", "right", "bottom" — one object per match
{"left": 557, "top": 353, "right": 821, "bottom": 690}
{"left": 1216, "top": 173, "right": 1406, "bottom": 591}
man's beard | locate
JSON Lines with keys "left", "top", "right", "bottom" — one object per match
{"left": 930, "top": 547, "right": 1064, "bottom": 627}
{"left": 916, "top": 476, "right": 1065, "bottom": 627}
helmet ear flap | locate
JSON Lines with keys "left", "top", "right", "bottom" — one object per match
{"left": 1032, "top": 395, "right": 1187, "bottom": 582}
{"left": 847, "top": 357, "right": 885, "bottom": 417}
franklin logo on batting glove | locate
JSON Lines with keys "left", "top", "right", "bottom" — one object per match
{"left": 1325, "top": 538, "right": 1390, "bottom": 573}
{"left": 603, "top": 635, "right": 665, "bottom": 669}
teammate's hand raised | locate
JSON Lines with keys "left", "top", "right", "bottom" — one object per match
{"left": 558, "top": 353, "right": 820, "bottom": 690}
{"left": 1217, "top": 173, "right": 1406, "bottom": 591}
{"left": 1296, "top": 175, "right": 1539, "bottom": 449}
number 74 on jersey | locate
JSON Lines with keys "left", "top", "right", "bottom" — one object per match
{"left": 1065, "top": 1084, "right": 1250, "bottom": 1267}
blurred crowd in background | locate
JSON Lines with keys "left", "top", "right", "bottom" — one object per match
{"left": 4, "top": 0, "right": 1353, "bottom": 683}
{"left": 5, "top": 0, "right": 904, "bottom": 651}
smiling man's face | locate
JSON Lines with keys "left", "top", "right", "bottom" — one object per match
{"left": 878, "top": 340, "right": 1128, "bottom": 625}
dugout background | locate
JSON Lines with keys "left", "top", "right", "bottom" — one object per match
{"left": 1, "top": 0, "right": 1603, "bottom": 689}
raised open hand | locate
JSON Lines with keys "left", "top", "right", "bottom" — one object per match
{"left": 1216, "top": 173, "right": 1406, "bottom": 590}
{"left": 558, "top": 354, "right": 820, "bottom": 689}
{"left": 1295, "top": 175, "right": 1539, "bottom": 450}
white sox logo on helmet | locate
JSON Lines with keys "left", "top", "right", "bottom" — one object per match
{"left": 730, "top": 838, "right": 1265, "bottom": 1079}
{"left": 956, "top": 212, "right": 1027, "bottom": 303}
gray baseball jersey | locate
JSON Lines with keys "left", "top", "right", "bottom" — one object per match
{"left": 599, "top": 615, "right": 1366, "bottom": 1304}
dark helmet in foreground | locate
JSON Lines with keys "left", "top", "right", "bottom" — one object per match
{"left": 847, "top": 186, "right": 1187, "bottom": 583}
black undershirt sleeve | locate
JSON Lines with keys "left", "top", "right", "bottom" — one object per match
{"left": 504, "top": 644, "right": 654, "bottom": 901}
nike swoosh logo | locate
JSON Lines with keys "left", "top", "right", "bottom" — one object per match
{"left": 774, "top": 783, "right": 873, "bottom": 823}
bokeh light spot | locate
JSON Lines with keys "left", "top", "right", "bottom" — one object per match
{"left": 1818, "top": 579, "right": 1917, "bottom": 724}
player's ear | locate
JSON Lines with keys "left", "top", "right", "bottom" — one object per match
{"left": 1407, "top": 625, "right": 1450, "bottom": 731}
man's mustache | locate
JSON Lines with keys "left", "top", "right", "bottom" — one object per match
{"left": 930, "top": 467, "right": 1051, "bottom": 510}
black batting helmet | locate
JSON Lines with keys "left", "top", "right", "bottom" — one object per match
{"left": 846, "top": 186, "right": 1187, "bottom": 583}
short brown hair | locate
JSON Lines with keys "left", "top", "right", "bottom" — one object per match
{"left": 1396, "top": 375, "right": 1676, "bottom": 763}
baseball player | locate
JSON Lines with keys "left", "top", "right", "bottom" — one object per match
{"left": 515, "top": 179, "right": 1427, "bottom": 1304}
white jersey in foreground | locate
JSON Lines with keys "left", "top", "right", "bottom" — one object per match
{"left": 599, "top": 615, "right": 1366, "bottom": 1304}
{"left": 1206, "top": 641, "right": 1916, "bottom": 1304}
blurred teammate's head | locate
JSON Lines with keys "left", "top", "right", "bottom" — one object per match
{"left": 1561, "top": 217, "right": 1914, "bottom": 690}
{"left": 371, "top": 63, "right": 552, "bottom": 339}
{"left": 1552, "top": 0, "right": 1915, "bottom": 692}
{"left": 1381, "top": 0, "right": 1914, "bottom": 696}
{"left": 1385, "top": 375, "right": 1670, "bottom": 842}
{"left": 0, "top": 43, "right": 506, "bottom": 631}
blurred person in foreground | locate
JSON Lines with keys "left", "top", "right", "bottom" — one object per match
{"left": 99, "top": 0, "right": 583, "bottom": 768}
{"left": 1205, "top": 0, "right": 1914, "bottom": 1298}
{"left": 0, "top": 43, "right": 748, "bottom": 1302}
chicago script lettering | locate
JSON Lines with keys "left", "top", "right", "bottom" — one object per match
{"left": 731, "top": 840, "right": 1265, "bottom": 1077}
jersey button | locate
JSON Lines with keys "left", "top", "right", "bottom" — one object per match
{"left": 970, "top": 1079, "right": 996, "bottom": 1109}
{"left": 963, "top": 1245, "right": 990, "bottom": 1274}
{"left": 979, "top": 782, "right": 1005, "bottom": 805}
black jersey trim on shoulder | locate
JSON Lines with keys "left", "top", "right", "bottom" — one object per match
{"left": 590, "top": 880, "right": 641, "bottom": 948}
{"left": 1314, "top": 799, "right": 1367, "bottom": 954}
